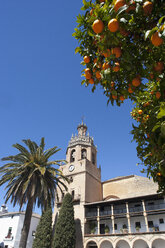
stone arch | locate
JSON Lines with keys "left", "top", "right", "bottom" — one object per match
{"left": 104, "top": 195, "right": 120, "bottom": 201}
{"left": 70, "top": 149, "right": 76, "bottom": 162}
{"left": 100, "top": 240, "right": 113, "bottom": 248}
{"left": 81, "top": 148, "right": 87, "bottom": 159}
{"left": 86, "top": 240, "right": 98, "bottom": 248}
{"left": 133, "top": 239, "right": 149, "bottom": 248}
{"left": 152, "top": 238, "right": 165, "bottom": 248}
{"left": 115, "top": 239, "right": 130, "bottom": 248}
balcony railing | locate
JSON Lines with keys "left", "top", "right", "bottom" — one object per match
{"left": 100, "top": 210, "right": 111, "bottom": 216}
{"left": 114, "top": 208, "right": 127, "bottom": 214}
{"left": 145, "top": 203, "right": 165, "bottom": 211}
{"left": 86, "top": 211, "right": 97, "bottom": 218}
{"left": 129, "top": 206, "right": 143, "bottom": 213}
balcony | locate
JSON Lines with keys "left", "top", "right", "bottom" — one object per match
{"left": 100, "top": 210, "right": 111, "bottom": 217}
{"left": 145, "top": 203, "right": 165, "bottom": 212}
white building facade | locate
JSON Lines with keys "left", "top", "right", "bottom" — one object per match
{"left": 53, "top": 122, "right": 165, "bottom": 248}
{"left": 0, "top": 206, "right": 40, "bottom": 248}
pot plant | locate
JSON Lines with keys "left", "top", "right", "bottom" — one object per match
{"left": 104, "top": 225, "right": 110, "bottom": 234}
{"left": 122, "top": 224, "right": 128, "bottom": 234}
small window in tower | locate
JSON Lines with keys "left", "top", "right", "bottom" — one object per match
{"left": 114, "top": 224, "right": 117, "bottom": 230}
{"left": 71, "top": 190, "right": 75, "bottom": 199}
{"left": 81, "top": 149, "right": 87, "bottom": 159}
{"left": 92, "top": 152, "right": 95, "bottom": 164}
{"left": 70, "top": 149, "right": 76, "bottom": 162}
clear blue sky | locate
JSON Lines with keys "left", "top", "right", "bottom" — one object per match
{"left": 0, "top": 0, "right": 144, "bottom": 212}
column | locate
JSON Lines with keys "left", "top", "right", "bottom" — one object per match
{"left": 142, "top": 200, "right": 149, "bottom": 232}
{"left": 126, "top": 202, "right": 131, "bottom": 233}
{"left": 111, "top": 204, "right": 115, "bottom": 234}
{"left": 97, "top": 206, "right": 100, "bottom": 235}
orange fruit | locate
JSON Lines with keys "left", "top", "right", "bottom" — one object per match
{"left": 102, "top": 62, "right": 110, "bottom": 70}
{"left": 154, "top": 62, "right": 164, "bottom": 72}
{"left": 112, "top": 94, "right": 117, "bottom": 100}
{"left": 94, "top": 58, "right": 97, "bottom": 64}
{"left": 89, "top": 78, "right": 94, "bottom": 84}
{"left": 120, "top": 28, "right": 129, "bottom": 36}
{"left": 112, "top": 47, "right": 122, "bottom": 58}
{"left": 157, "top": 172, "right": 162, "bottom": 177}
{"left": 150, "top": 90, "right": 154, "bottom": 95}
{"left": 111, "top": 81, "right": 115, "bottom": 88}
{"left": 108, "top": 19, "right": 119, "bottom": 32}
{"left": 132, "top": 77, "right": 141, "bottom": 87}
{"left": 96, "top": 71, "right": 101, "bottom": 79}
{"left": 143, "top": 1, "right": 153, "bottom": 15}
{"left": 128, "top": 87, "right": 133, "bottom": 93}
{"left": 103, "top": 49, "right": 111, "bottom": 58}
{"left": 85, "top": 68, "right": 92, "bottom": 79}
{"left": 92, "top": 19, "right": 104, "bottom": 34}
{"left": 84, "top": 56, "right": 90, "bottom": 63}
{"left": 127, "top": 0, "right": 136, "bottom": 12}
{"left": 113, "top": 62, "right": 120, "bottom": 72}
{"left": 114, "top": 0, "right": 125, "bottom": 12}
{"left": 138, "top": 110, "right": 143, "bottom": 115}
{"left": 99, "top": 0, "right": 105, "bottom": 2}
{"left": 156, "top": 92, "right": 161, "bottom": 99}
{"left": 120, "top": 95, "right": 125, "bottom": 101}
{"left": 151, "top": 32, "right": 163, "bottom": 47}
{"left": 85, "top": 73, "right": 92, "bottom": 80}
{"left": 90, "top": 8, "right": 94, "bottom": 16}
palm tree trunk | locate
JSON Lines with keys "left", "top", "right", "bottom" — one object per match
{"left": 19, "top": 197, "right": 34, "bottom": 248}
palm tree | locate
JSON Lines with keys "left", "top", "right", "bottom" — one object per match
{"left": 0, "top": 138, "right": 68, "bottom": 248}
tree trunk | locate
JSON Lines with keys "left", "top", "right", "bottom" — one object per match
{"left": 19, "top": 197, "right": 34, "bottom": 248}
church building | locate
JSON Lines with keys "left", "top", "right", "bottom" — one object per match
{"left": 53, "top": 122, "right": 165, "bottom": 248}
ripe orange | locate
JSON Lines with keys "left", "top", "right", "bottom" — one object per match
{"left": 102, "top": 62, "right": 110, "bottom": 70}
{"left": 127, "top": 0, "right": 136, "bottom": 12}
{"left": 151, "top": 32, "right": 163, "bottom": 47}
{"left": 143, "top": 1, "right": 153, "bottom": 15}
{"left": 92, "top": 19, "right": 104, "bottom": 34}
{"left": 157, "top": 172, "right": 162, "bottom": 177}
{"left": 111, "top": 81, "right": 115, "bottom": 88}
{"left": 108, "top": 19, "right": 119, "bottom": 32}
{"left": 120, "top": 95, "right": 125, "bottom": 101}
{"left": 138, "top": 110, "right": 143, "bottom": 115}
{"left": 90, "top": 8, "right": 94, "bottom": 16}
{"left": 132, "top": 77, "right": 141, "bottom": 87}
{"left": 94, "top": 58, "right": 97, "bottom": 64}
{"left": 150, "top": 90, "right": 154, "bottom": 95}
{"left": 84, "top": 56, "right": 90, "bottom": 63}
{"left": 96, "top": 71, "right": 101, "bottom": 79}
{"left": 120, "top": 28, "right": 129, "bottom": 36}
{"left": 103, "top": 49, "right": 111, "bottom": 58}
{"left": 128, "top": 87, "right": 133, "bottom": 93}
{"left": 112, "top": 47, "right": 122, "bottom": 58}
{"left": 146, "top": 115, "right": 149, "bottom": 119}
{"left": 112, "top": 94, "right": 117, "bottom": 100}
{"left": 85, "top": 73, "right": 92, "bottom": 80}
{"left": 156, "top": 92, "right": 161, "bottom": 99}
{"left": 89, "top": 78, "right": 94, "bottom": 84}
{"left": 114, "top": 0, "right": 125, "bottom": 12}
{"left": 85, "top": 68, "right": 92, "bottom": 79}
{"left": 154, "top": 62, "right": 164, "bottom": 72}
{"left": 113, "top": 62, "right": 120, "bottom": 72}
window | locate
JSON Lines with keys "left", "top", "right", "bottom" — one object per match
{"left": 81, "top": 149, "right": 87, "bottom": 159}
{"left": 148, "top": 221, "right": 154, "bottom": 227}
{"left": 134, "top": 204, "right": 141, "bottom": 207}
{"left": 92, "top": 152, "right": 95, "bottom": 164}
{"left": 70, "top": 149, "right": 75, "bottom": 162}
{"left": 114, "top": 224, "right": 117, "bottom": 230}
{"left": 135, "top": 222, "right": 141, "bottom": 228}
{"left": 159, "top": 218, "right": 164, "bottom": 224}
{"left": 71, "top": 190, "right": 75, "bottom": 199}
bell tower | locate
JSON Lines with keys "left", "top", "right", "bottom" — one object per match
{"left": 53, "top": 122, "right": 102, "bottom": 246}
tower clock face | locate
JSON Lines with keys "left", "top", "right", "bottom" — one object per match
{"left": 69, "top": 164, "right": 75, "bottom": 172}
